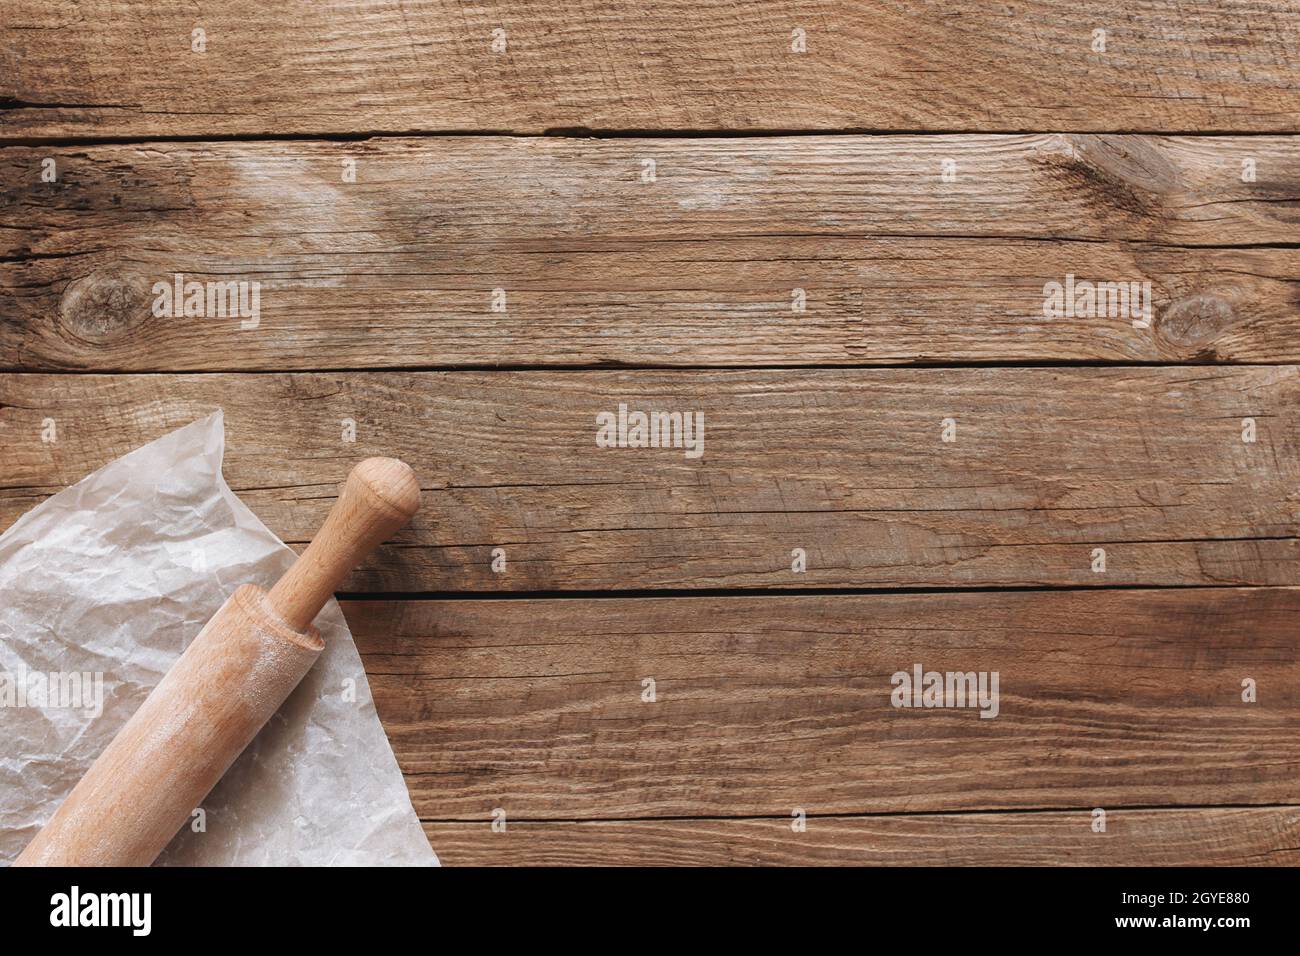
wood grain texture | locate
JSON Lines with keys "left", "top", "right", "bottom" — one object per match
{"left": 3, "top": 1, "right": 1299, "bottom": 138}
{"left": 4, "top": 136, "right": 1299, "bottom": 370}
{"left": 2, "top": 368, "right": 1296, "bottom": 591}
{"left": 342, "top": 588, "right": 1300, "bottom": 818}
{"left": 424, "top": 807, "right": 1300, "bottom": 865}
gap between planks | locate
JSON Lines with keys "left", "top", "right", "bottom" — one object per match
{"left": 10, "top": 128, "right": 1300, "bottom": 149}
{"left": 333, "top": 583, "right": 1300, "bottom": 601}
{"left": 414, "top": 802, "right": 1300, "bottom": 824}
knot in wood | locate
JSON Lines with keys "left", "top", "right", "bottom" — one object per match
{"left": 58, "top": 270, "right": 150, "bottom": 344}
{"left": 1157, "top": 293, "right": 1235, "bottom": 357}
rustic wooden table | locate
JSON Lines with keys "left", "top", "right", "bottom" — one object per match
{"left": 3, "top": 1, "right": 1298, "bottom": 865}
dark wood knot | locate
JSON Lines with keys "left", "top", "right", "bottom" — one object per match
{"left": 58, "top": 270, "right": 150, "bottom": 344}
{"left": 1157, "top": 293, "right": 1235, "bottom": 357}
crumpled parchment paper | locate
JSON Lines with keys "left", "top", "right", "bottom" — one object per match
{"left": 0, "top": 412, "right": 437, "bottom": 865}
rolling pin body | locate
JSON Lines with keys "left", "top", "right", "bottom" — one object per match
{"left": 15, "top": 457, "right": 420, "bottom": 866}
{"left": 16, "top": 585, "right": 322, "bottom": 866}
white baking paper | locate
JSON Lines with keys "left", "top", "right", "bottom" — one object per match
{"left": 0, "top": 412, "right": 437, "bottom": 866}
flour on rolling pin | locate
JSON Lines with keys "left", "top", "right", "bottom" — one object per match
{"left": 0, "top": 412, "right": 436, "bottom": 866}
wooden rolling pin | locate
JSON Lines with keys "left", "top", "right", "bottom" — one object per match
{"left": 15, "top": 457, "right": 420, "bottom": 867}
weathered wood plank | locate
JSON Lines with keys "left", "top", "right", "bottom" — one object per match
{"left": 3, "top": 2, "right": 1299, "bottom": 138}
{"left": 2, "top": 368, "right": 1296, "bottom": 591}
{"left": 424, "top": 807, "right": 1300, "bottom": 865}
{"left": 4, "top": 136, "right": 1299, "bottom": 370}
{"left": 343, "top": 588, "right": 1300, "bottom": 818}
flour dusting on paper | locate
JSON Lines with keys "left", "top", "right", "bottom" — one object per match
{"left": 0, "top": 412, "right": 437, "bottom": 865}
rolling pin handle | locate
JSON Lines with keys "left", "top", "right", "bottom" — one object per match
{"left": 265, "top": 457, "right": 421, "bottom": 632}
